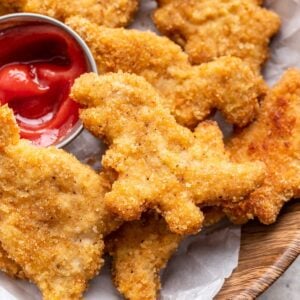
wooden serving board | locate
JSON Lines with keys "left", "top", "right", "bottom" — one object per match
{"left": 216, "top": 201, "right": 300, "bottom": 299}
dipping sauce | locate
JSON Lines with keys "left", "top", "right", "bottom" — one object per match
{"left": 0, "top": 24, "right": 88, "bottom": 146}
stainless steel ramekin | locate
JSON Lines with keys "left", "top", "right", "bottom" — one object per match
{"left": 0, "top": 13, "right": 98, "bottom": 148}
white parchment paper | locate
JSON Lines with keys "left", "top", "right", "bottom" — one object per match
{"left": 0, "top": 0, "right": 297, "bottom": 299}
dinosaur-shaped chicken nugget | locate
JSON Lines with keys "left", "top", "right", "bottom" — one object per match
{"left": 154, "top": 0, "right": 280, "bottom": 71}
{"left": 107, "top": 215, "right": 182, "bottom": 300}
{"left": 0, "top": 105, "right": 119, "bottom": 300}
{"left": 107, "top": 208, "right": 225, "bottom": 300}
{"left": 71, "top": 72, "right": 266, "bottom": 234}
{"left": 225, "top": 69, "right": 300, "bottom": 224}
{"left": 67, "top": 16, "right": 267, "bottom": 128}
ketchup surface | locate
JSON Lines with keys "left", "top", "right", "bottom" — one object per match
{"left": 0, "top": 24, "right": 88, "bottom": 146}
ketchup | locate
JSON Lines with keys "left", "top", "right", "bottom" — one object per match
{"left": 0, "top": 24, "right": 89, "bottom": 146}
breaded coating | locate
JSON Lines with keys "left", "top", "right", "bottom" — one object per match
{"left": 71, "top": 72, "right": 266, "bottom": 234}
{"left": 156, "top": 0, "right": 264, "bottom": 7}
{"left": 0, "top": 245, "right": 24, "bottom": 279}
{"left": 67, "top": 16, "right": 267, "bottom": 128}
{"left": 202, "top": 206, "right": 226, "bottom": 227}
{"left": 224, "top": 69, "right": 300, "bottom": 224}
{"left": 153, "top": 0, "right": 280, "bottom": 71}
{"left": 0, "top": 0, "right": 24, "bottom": 14}
{"left": 0, "top": 0, "right": 138, "bottom": 27}
{"left": 0, "top": 105, "right": 119, "bottom": 300}
{"left": 0, "top": 104, "right": 19, "bottom": 148}
{"left": 107, "top": 209, "right": 224, "bottom": 300}
{"left": 107, "top": 215, "right": 182, "bottom": 300}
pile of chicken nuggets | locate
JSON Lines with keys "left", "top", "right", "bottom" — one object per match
{"left": 0, "top": 0, "right": 299, "bottom": 299}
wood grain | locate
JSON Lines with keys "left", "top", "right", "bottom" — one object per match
{"left": 216, "top": 201, "right": 300, "bottom": 300}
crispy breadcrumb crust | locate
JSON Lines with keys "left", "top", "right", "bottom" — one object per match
{"left": 67, "top": 16, "right": 267, "bottom": 128}
{"left": 71, "top": 72, "right": 266, "bottom": 235}
{"left": 107, "top": 215, "right": 182, "bottom": 300}
{"left": 0, "top": 0, "right": 25, "bottom": 14}
{"left": 0, "top": 245, "right": 24, "bottom": 279}
{"left": 154, "top": 0, "right": 280, "bottom": 71}
{"left": 0, "top": 0, "right": 138, "bottom": 27}
{"left": 202, "top": 207, "right": 225, "bottom": 227}
{"left": 0, "top": 105, "right": 19, "bottom": 149}
{"left": 225, "top": 69, "right": 300, "bottom": 224}
{"left": 0, "top": 106, "right": 119, "bottom": 299}
{"left": 107, "top": 209, "right": 224, "bottom": 300}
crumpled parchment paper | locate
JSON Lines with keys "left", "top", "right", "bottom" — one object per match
{"left": 0, "top": 0, "right": 297, "bottom": 299}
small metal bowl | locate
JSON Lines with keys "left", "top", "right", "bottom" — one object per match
{"left": 0, "top": 13, "right": 98, "bottom": 148}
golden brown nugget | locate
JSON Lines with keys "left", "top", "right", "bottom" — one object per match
{"left": 107, "top": 209, "right": 224, "bottom": 300}
{"left": 0, "top": 105, "right": 119, "bottom": 300}
{"left": 67, "top": 16, "right": 267, "bottom": 128}
{"left": 107, "top": 215, "right": 182, "bottom": 300}
{"left": 224, "top": 69, "right": 300, "bottom": 224}
{"left": 71, "top": 72, "right": 266, "bottom": 234}
{"left": 154, "top": 0, "right": 280, "bottom": 71}
{"left": 0, "top": 0, "right": 138, "bottom": 27}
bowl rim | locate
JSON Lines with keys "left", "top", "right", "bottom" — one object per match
{"left": 0, "top": 12, "right": 98, "bottom": 149}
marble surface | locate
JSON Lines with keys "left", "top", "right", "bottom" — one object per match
{"left": 258, "top": 256, "right": 300, "bottom": 300}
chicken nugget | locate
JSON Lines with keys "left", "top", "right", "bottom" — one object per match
{"left": 71, "top": 72, "right": 266, "bottom": 234}
{"left": 67, "top": 16, "right": 267, "bottom": 128}
{"left": 0, "top": 0, "right": 138, "bottom": 27}
{"left": 224, "top": 69, "right": 300, "bottom": 224}
{"left": 153, "top": 0, "right": 280, "bottom": 71}
{"left": 0, "top": 105, "right": 119, "bottom": 299}
{"left": 107, "top": 215, "right": 182, "bottom": 300}
{"left": 106, "top": 208, "right": 224, "bottom": 300}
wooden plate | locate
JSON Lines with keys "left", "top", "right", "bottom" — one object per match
{"left": 216, "top": 201, "right": 300, "bottom": 299}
